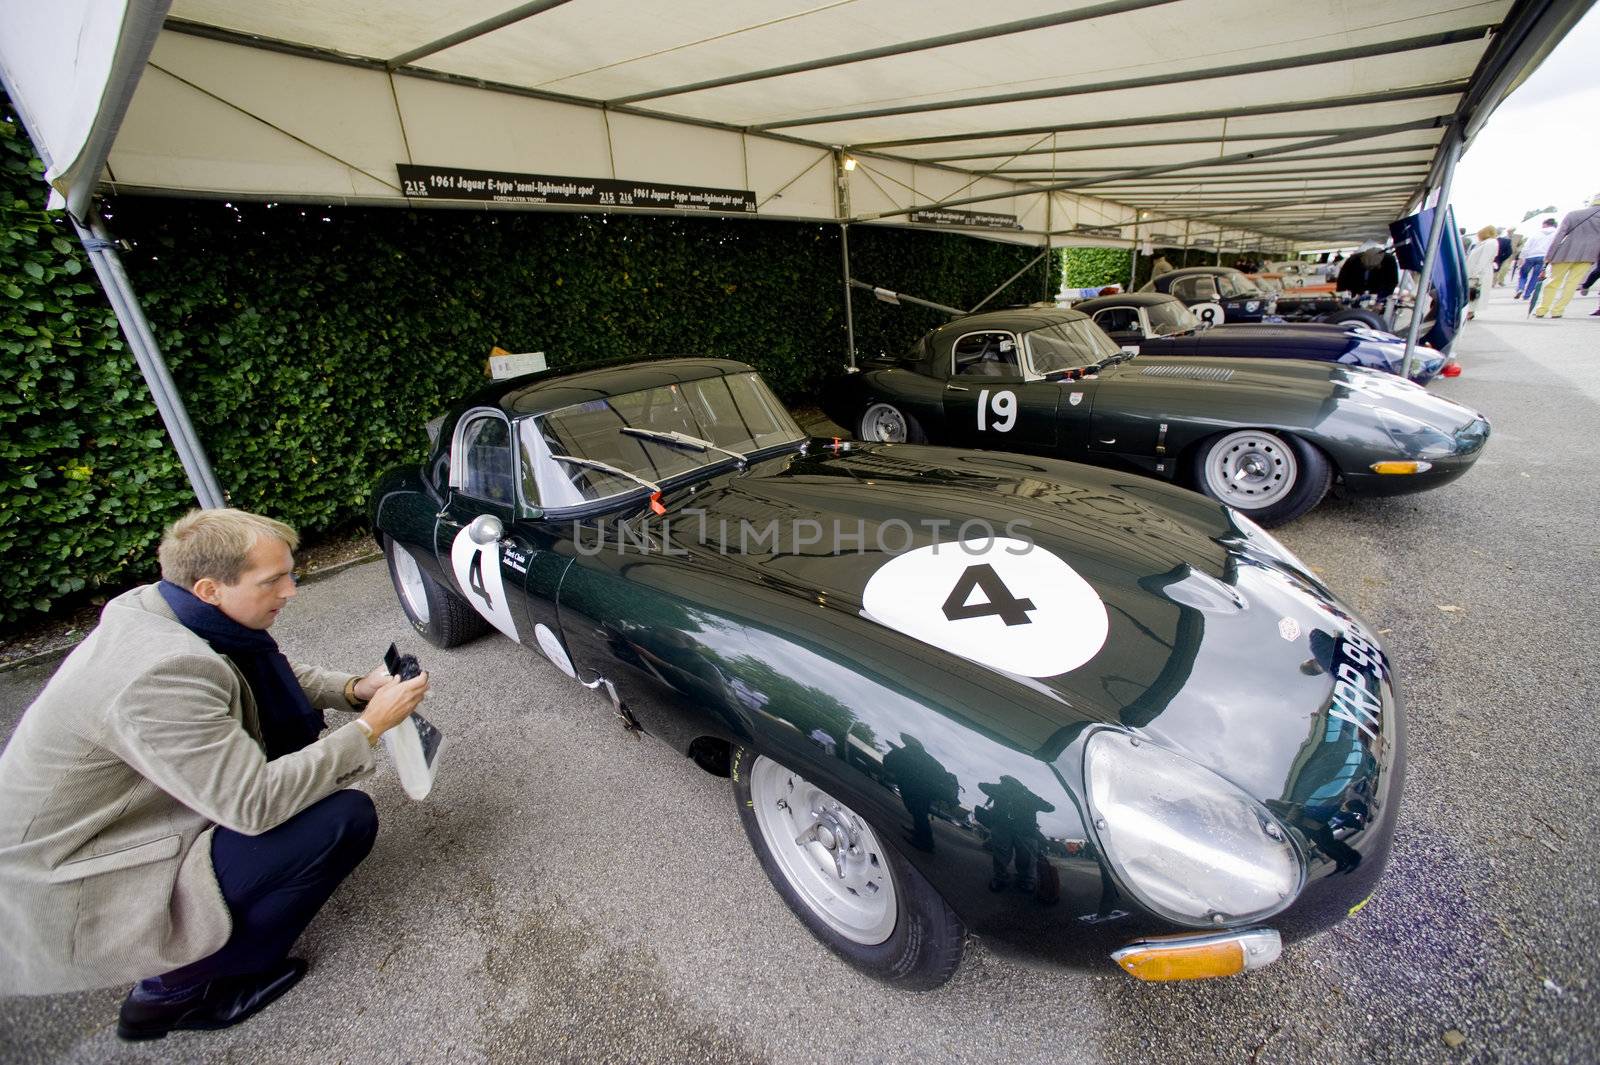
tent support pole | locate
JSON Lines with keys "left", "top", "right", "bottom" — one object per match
{"left": 840, "top": 224, "right": 857, "bottom": 370}
{"left": 1402, "top": 125, "right": 1461, "bottom": 380}
{"left": 1127, "top": 215, "right": 1139, "bottom": 290}
{"left": 73, "top": 214, "right": 226, "bottom": 509}
{"left": 971, "top": 247, "right": 1050, "bottom": 312}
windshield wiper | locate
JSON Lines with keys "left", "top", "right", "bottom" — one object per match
{"left": 1084, "top": 350, "right": 1137, "bottom": 374}
{"left": 548, "top": 454, "right": 661, "bottom": 494}
{"left": 621, "top": 427, "right": 748, "bottom": 468}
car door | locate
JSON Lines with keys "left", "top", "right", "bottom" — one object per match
{"left": 941, "top": 330, "right": 1061, "bottom": 452}
{"left": 433, "top": 408, "right": 550, "bottom": 649}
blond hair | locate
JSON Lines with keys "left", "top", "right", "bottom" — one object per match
{"left": 158, "top": 508, "right": 299, "bottom": 588}
{"left": 1476, "top": 225, "right": 1497, "bottom": 241}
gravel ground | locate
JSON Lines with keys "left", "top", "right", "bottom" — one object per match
{"left": 1, "top": 289, "right": 1595, "bottom": 1064}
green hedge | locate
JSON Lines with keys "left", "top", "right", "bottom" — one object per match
{"left": 1064, "top": 245, "right": 1253, "bottom": 291}
{"left": 0, "top": 101, "right": 1059, "bottom": 628}
{"left": 0, "top": 116, "right": 192, "bottom": 620}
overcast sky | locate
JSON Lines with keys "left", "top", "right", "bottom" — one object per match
{"left": 1451, "top": 4, "right": 1600, "bottom": 232}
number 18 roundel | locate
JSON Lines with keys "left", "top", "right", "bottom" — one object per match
{"left": 861, "top": 538, "right": 1108, "bottom": 678}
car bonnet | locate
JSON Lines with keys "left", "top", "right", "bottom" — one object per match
{"left": 665, "top": 443, "right": 1395, "bottom": 812}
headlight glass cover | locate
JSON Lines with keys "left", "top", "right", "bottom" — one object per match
{"left": 1373, "top": 407, "right": 1457, "bottom": 456}
{"left": 1084, "top": 731, "right": 1303, "bottom": 925}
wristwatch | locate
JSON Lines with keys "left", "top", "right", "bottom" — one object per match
{"left": 343, "top": 676, "right": 368, "bottom": 710}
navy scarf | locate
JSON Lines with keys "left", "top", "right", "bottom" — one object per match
{"left": 158, "top": 581, "right": 325, "bottom": 760}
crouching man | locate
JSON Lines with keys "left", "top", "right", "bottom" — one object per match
{"left": 0, "top": 508, "right": 429, "bottom": 1040}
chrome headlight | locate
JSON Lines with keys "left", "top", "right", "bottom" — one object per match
{"left": 1373, "top": 407, "right": 1456, "bottom": 456}
{"left": 1084, "top": 731, "right": 1303, "bottom": 926}
{"left": 1228, "top": 510, "right": 1317, "bottom": 580}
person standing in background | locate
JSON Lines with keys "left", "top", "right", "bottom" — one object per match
{"left": 1534, "top": 194, "right": 1600, "bottom": 318}
{"left": 1515, "top": 218, "right": 1558, "bottom": 300}
{"left": 1577, "top": 253, "right": 1600, "bottom": 315}
{"left": 1495, "top": 228, "right": 1522, "bottom": 286}
{"left": 1464, "top": 225, "right": 1499, "bottom": 320}
{"left": 1492, "top": 228, "right": 1514, "bottom": 285}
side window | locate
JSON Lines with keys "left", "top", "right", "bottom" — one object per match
{"left": 1092, "top": 307, "right": 1139, "bottom": 334}
{"left": 952, "top": 332, "right": 1021, "bottom": 378}
{"left": 1171, "top": 276, "right": 1219, "bottom": 302}
{"left": 456, "top": 415, "right": 517, "bottom": 506}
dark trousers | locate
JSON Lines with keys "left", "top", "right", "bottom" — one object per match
{"left": 1516, "top": 257, "right": 1544, "bottom": 298}
{"left": 149, "top": 790, "right": 378, "bottom": 991}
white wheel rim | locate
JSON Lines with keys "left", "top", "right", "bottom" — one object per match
{"left": 1202, "top": 430, "right": 1298, "bottom": 509}
{"left": 392, "top": 544, "right": 431, "bottom": 624}
{"left": 749, "top": 755, "right": 898, "bottom": 945}
{"left": 861, "top": 403, "right": 908, "bottom": 443}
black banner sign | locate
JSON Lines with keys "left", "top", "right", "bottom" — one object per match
{"left": 397, "top": 163, "right": 756, "bottom": 213}
{"left": 909, "top": 208, "right": 1022, "bottom": 231}
{"left": 1071, "top": 225, "right": 1124, "bottom": 239}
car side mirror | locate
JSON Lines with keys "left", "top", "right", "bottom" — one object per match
{"left": 467, "top": 513, "right": 504, "bottom": 544}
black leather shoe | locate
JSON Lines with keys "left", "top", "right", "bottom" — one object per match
{"left": 116, "top": 958, "right": 308, "bottom": 1041}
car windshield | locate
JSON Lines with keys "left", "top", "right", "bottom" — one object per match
{"left": 518, "top": 371, "right": 804, "bottom": 509}
{"left": 1217, "top": 271, "right": 1263, "bottom": 298}
{"left": 1146, "top": 299, "right": 1199, "bottom": 335}
{"left": 1025, "top": 318, "right": 1122, "bottom": 374}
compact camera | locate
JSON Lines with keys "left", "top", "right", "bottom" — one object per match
{"left": 384, "top": 642, "right": 422, "bottom": 682}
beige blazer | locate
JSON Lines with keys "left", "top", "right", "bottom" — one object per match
{"left": 0, "top": 584, "right": 375, "bottom": 994}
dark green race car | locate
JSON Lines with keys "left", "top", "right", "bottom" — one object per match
{"left": 824, "top": 307, "right": 1489, "bottom": 525}
{"left": 372, "top": 357, "right": 1403, "bottom": 989}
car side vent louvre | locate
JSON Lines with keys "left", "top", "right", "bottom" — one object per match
{"left": 1139, "top": 366, "right": 1236, "bottom": 382}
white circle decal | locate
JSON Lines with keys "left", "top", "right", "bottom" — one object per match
{"left": 535, "top": 623, "right": 577, "bottom": 679}
{"left": 860, "top": 538, "right": 1108, "bottom": 678}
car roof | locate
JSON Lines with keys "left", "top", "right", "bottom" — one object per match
{"left": 934, "top": 306, "right": 1092, "bottom": 338}
{"left": 1074, "top": 293, "right": 1182, "bottom": 311}
{"left": 456, "top": 356, "right": 757, "bottom": 418}
{"left": 1159, "top": 266, "right": 1244, "bottom": 277}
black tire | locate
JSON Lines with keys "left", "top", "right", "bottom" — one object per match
{"left": 1190, "top": 430, "right": 1332, "bottom": 527}
{"left": 732, "top": 746, "right": 964, "bottom": 990}
{"left": 1321, "top": 308, "right": 1387, "bottom": 331}
{"left": 383, "top": 535, "right": 491, "bottom": 648}
{"left": 857, "top": 401, "right": 926, "bottom": 444}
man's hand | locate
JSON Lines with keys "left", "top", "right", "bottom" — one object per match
{"left": 357, "top": 673, "right": 429, "bottom": 739}
{"left": 352, "top": 664, "right": 398, "bottom": 703}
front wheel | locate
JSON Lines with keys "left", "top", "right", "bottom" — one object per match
{"left": 383, "top": 535, "right": 490, "bottom": 648}
{"left": 1191, "top": 430, "right": 1331, "bottom": 526}
{"left": 858, "top": 402, "right": 925, "bottom": 443}
{"left": 732, "top": 748, "right": 964, "bottom": 990}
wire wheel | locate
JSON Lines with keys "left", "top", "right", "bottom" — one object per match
{"left": 748, "top": 755, "right": 898, "bottom": 945}
{"left": 1200, "top": 430, "right": 1299, "bottom": 510}
{"left": 859, "top": 403, "right": 909, "bottom": 443}
{"left": 390, "top": 542, "right": 431, "bottom": 625}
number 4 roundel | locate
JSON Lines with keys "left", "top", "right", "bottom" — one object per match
{"left": 861, "top": 538, "right": 1108, "bottom": 678}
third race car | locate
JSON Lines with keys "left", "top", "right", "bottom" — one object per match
{"left": 1074, "top": 292, "right": 1448, "bottom": 383}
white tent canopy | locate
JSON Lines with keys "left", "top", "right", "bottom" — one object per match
{"left": 0, "top": 0, "right": 1590, "bottom": 506}
{"left": 3, "top": 0, "right": 1589, "bottom": 250}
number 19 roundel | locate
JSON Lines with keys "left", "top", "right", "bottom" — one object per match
{"left": 861, "top": 538, "right": 1108, "bottom": 678}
